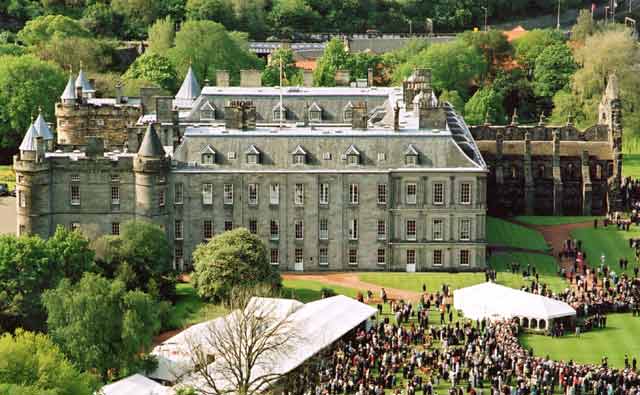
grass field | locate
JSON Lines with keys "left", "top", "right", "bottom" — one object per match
{"left": 623, "top": 153, "right": 640, "bottom": 179}
{"left": 166, "top": 283, "right": 228, "bottom": 329}
{"left": 521, "top": 314, "right": 640, "bottom": 368}
{"left": 486, "top": 217, "right": 549, "bottom": 251}
{"left": 0, "top": 165, "right": 14, "bottom": 190}
{"left": 282, "top": 278, "right": 359, "bottom": 302}
{"left": 514, "top": 216, "right": 603, "bottom": 226}
{"left": 571, "top": 225, "right": 640, "bottom": 277}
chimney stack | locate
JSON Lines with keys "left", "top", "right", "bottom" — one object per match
{"left": 240, "top": 69, "right": 262, "bottom": 87}
{"left": 367, "top": 68, "right": 374, "bottom": 87}
{"left": 334, "top": 70, "right": 350, "bottom": 86}
{"left": 351, "top": 102, "right": 368, "bottom": 130}
{"left": 216, "top": 70, "right": 230, "bottom": 87}
{"left": 225, "top": 100, "right": 256, "bottom": 130}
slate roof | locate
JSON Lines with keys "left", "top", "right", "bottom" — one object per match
{"left": 34, "top": 111, "right": 53, "bottom": 140}
{"left": 176, "top": 65, "right": 201, "bottom": 101}
{"left": 75, "top": 68, "right": 94, "bottom": 93}
{"left": 61, "top": 74, "right": 76, "bottom": 101}
{"left": 19, "top": 122, "right": 38, "bottom": 151}
{"left": 137, "top": 124, "right": 165, "bottom": 158}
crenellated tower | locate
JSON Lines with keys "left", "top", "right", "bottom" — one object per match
{"left": 133, "top": 124, "right": 170, "bottom": 224}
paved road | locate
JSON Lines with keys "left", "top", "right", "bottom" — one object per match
{"left": 0, "top": 197, "right": 16, "bottom": 235}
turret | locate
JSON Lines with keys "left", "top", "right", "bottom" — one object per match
{"left": 75, "top": 66, "right": 96, "bottom": 100}
{"left": 174, "top": 65, "right": 201, "bottom": 109}
{"left": 133, "top": 124, "right": 169, "bottom": 221}
{"left": 61, "top": 74, "right": 77, "bottom": 105}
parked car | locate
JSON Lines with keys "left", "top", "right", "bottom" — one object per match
{"left": 0, "top": 183, "right": 8, "bottom": 196}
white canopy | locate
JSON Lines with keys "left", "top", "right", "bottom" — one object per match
{"left": 453, "top": 282, "right": 576, "bottom": 321}
{"left": 100, "top": 374, "right": 173, "bottom": 395}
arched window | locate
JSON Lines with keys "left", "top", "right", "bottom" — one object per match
{"left": 538, "top": 165, "right": 545, "bottom": 179}
{"left": 522, "top": 317, "right": 529, "bottom": 328}
{"left": 539, "top": 319, "right": 546, "bottom": 330}
{"left": 343, "top": 102, "right": 354, "bottom": 122}
{"left": 531, "top": 318, "right": 538, "bottom": 329}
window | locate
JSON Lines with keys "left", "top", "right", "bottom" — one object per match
{"left": 249, "top": 219, "right": 257, "bottom": 234}
{"left": 175, "top": 220, "right": 183, "bottom": 240}
{"left": 377, "top": 249, "right": 386, "bottom": 265}
{"left": 270, "top": 184, "right": 280, "bottom": 205}
{"left": 377, "top": 152, "right": 386, "bottom": 162}
{"left": 294, "top": 184, "right": 304, "bottom": 205}
{"left": 174, "top": 246, "right": 183, "bottom": 269}
{"left": 460, "top": 219, "right": 471, "bottom": 241}
{"left": 227, "top": 152, "right": 236, "bottom": 160}
{"left": 348, "top": 248, "right": 358, "bottom": 265}
{"left": 459, "top": 250, "right": 470, "bottom": 265}
{"left": 247, "top": 154, "right": 258, "bottom": 164}
{"left": 111, "top": 222, "right": 120, "bottom": 236}
{"left": 18, "top": 175, "right": 24, "bottom": 184}
{"left": 111, "top": 185, "right": 120, "bottom": 205}
{"left": 270, "top": 220, "right": 280, "bottom": 240}
{"left": 71, "top": 174, "right": 80, "bottom": 182}
{"left": 323, "top": 152, "right": 332, "bottom": 160}
{"left": 248, "top": 184, "right": 258, "bottom": 205}
{"left": 295, "top": 248, "right": 304, "bottom": 265}
{"left": 111, "top": 174, "right": 120, "bottom": 183}
{"left": 19, "top": 224, "right": 25, "bottom": 235}
{"left": 70, "top": 184, "right": 80, "bottom": 206}
{"left": 407, "top": 249, "right": 416, "bottom": 265}
{"left": 319, "top": 183, "right": 329, "bottom": 205}
{"left": 70, "top": 222, "right": 80, "bottom": 232}
{"left": 295, "top": 220, "right": 304, "bottom": 240}
{"left": 175, "top": 183, "right": 183, "bottom": 205}
{"left": 224, "top": 220, "right": 233, "bottom": 232}
{"left": 157, "top": 175, "right": 167, "bottom": 184}
{"left": 319, "top": 247, "right": 328, "bottom": 265}
{"left": 349, "top": 219, "right": 358, "bottom": 240}
{"left": 433, "top": 250, "right": 443, "bottom": 266}
{"left": 377, "top": 220, "right": 386, "bottom": 240}
{"left": 319, "top": 218, "right": 329, "bottom": 240}
{"left": 432, "top": 218, "right": 444, "bottom": 240}
{"left": 347, "top": 154, "right": 359, "bottom": 166}
{"left": 293, "top": 154, "right": 305, "bottom": 165}
{"left": 343, "top": 105, "right": 353, "bottom": 122}
{"left": 405, "top": 155, "right": 417, "bottom": 166}
{"left": 273, "top": 107, "right": 285, "bottom": 121}
{"left": 203, "top": 220, "right": 213, "bottom": 239}
{"left": 18, "top": 190, "right": 26, "bottom": 208}
{"left": 202, "top": 184, "right": 213, "bottom": 205}
{"left": 377, "top": 184, "right": 387, "bottom": 205}
{"left": 406, "top": 219, "right": 417, "bottom": 241}
{"left": 202, "top": 153, "right": 215, "bottom": 164}
{"left": 159, "top": 189, "right": 166, "bottom": 207}
{"left": 96, "top": 119, "right": 105, "bottom": 126}
{"left": 406, "top": 183, "right": 417, "bottom": 205}
{"left": 309, "top": 103, "right": 322, "bottom": 122}
{"left": 270, "top": 248, "right": 279, "bottom": 265}
{"left": 433, "top": 182, "right": 444, "bottom": 205}
{"left": 460, "top": 183, "right": 471, "bottom": 205}
{"left": 349, "top": 184, "right": 359, "bottom": 205}
{"left": 224, "top": 184, "right": 233, "bottom": 205}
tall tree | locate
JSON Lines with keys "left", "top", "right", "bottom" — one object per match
{"left": 0, "top": 330, "right": 98, "bottom": 395}
{"left": 112, "top": 0, "right": 161, "bottom": 39}
{"left": 17, "top": 14, "right": 90, "bottom": 46}
{"left": 571, "top": 9, "right": 598, "bottom": 44}
{"left": 45, "top": 226, "right": 95, "bottom": 283}
{"left": 313, "top": 37, "right": 350, "bottom": 87}
{"left": 268, "top": 0, "right": 320, "bottom": 34}
{"left": 43, "top": 273, "right": 160, "bottom": 380}
{"left": 464, "top": 86, "right": 506, "bottom": 125}
{"left": 513, "top": 29, "right": 565, "bottom": 73}
{"left": 186, "top": 0, "right": 236, "bottom": 28}
{"left": 147, "top": 16, "right": 175, "bottom": 55}
{"left": 261, "top": 47, "right": 303, "bottom": 86}
{"left": 459, "top": 30, "right": 512, "bottom": 78}
{"left": 533, "top": 42, "right": 577, "bottom": 99}
{"left": 124, "top": 52, "right": 178, "bottom": 91}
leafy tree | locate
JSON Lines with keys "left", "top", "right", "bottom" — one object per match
{"left": 124, "top": 52, "right": 178, "bottom": 91}
{"left": 186, "top": 0, "right": 236, "bottom": 27}
{"left": 93, "top": 220, "right": 176, "bottom": 300}
{"left": 261, "top": 47, "right": 303, "bottom": 86}
{"left": 35, "top": 36, "right": 118, "bottom": 72}
{"left": 313, "top": 37, "right": 350, "bottom": 87}
{"left": 269, "top": 0, "right": 320, "bottom": 33}
{"left": 346, "top": 52, "right": 383, "bottom": 81}
{"left": 464, "top": 86, "right": 506, "bottom": 125}
{"left": 147, "top": 16, "right": 175, "bottom": 55}
{"left": 45, "top": 226, "right": 95, "bottom": 283}
{"left": 233, "top": 0, "right": 268, "bottom": 39}
{"left": 571, "top": 9, "right": 598, "bottom": 44}
{"left": 533, "top": 42, "right": 577, "bottom": 99}
{"left": 550, "top": 88, "right": 587, "bottom": 126}
{"left": 168, "top": 20, "right": 262, "bottom": 85}
{"left": 81, "top": 3, "right": 124, "bottom": 38}
{"left": 17, "top": 14, "right": 90, "bottom": 46}
{"left": 439, "top": 90, "right": 465, "bottom": 112}
{"left": 513, "top": 29, "right": 565, "bottom": 73}
{"left": 43, "top": 273, "right": 160, "bottom": 380}
{"left": 0, "top": 329, "right": 98, "bottom": 395}
{"left": 192, "top": 228, "right": 282, "bottom": 302}
{"left": 492, "top": 68, "right": 537, "bottom": 122}
{"left": 0, "top": 43, "right": 25, "bottom": 56}
{"left": 112, "top": 0, "right": 161, "bottom": 39}
{"left": 459, "top": 30, "right": 512, "bottom": 77}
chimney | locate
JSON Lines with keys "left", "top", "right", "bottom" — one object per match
{"left": 85, "top": 136, "right": 105, "bottom": 158}
{"left": 367, "top": 68, "right": 374, "bottom": 87}
{"left": 216, "top": 70, "right": 230, "bottom": 87}
{"left": 335, "top": 70, "right": 350, "bottom": 87}
{"left": 303, "top": 70, "right": 313, "bottom": 87}
{"left": 76, "top": 86, "right": 83, "bottom": 103}
{"left": 225, "top": 100, "right": 256, "bottom": 130}
{"left": 116, "top": 81, "right": 124, "bottom": 104}
{"left": 240, "top": 69, "right": 262, "bottom": 87}
{"left": 418, "top": 97, "right": 446, "bottom": 130}
{"left": 393, "top": 103, "right": 400, "bottom": 131}
{"left": 204, "top": 79, "right": 211, "bottom": 87}
{"left": 351, "top": 102, "right": 368, "bottom": 130}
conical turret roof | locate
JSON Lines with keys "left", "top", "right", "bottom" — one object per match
{"left": 61, "top": 74, "right": 77, "bottom": 101}
{"left": 19, "top": 122, "right": 38, "bottom": 151}
{"left": 75, "top": 67, "right": 94, "bottom": 93}
{"left": 176, "top": 65, "right": 201, "bottom": 101}
{"left": 34, "top": 110, "right": 53, "bottom": 140}
{"left": 137, "top": 124, "right": 165, "bottom": 158}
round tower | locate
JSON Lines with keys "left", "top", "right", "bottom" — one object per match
{"left": 133, "top": 124, "right": 169, "bottom": 223}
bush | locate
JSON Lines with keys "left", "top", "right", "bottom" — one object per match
{"left": 321, "top": 287, "right": 336, "bottom": 298}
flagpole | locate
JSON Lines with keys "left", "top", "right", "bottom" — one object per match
{"left": 279, "top": 51, "right": 283, "bottom": 130}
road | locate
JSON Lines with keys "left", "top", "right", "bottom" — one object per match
{"left": 0, "top": 197, "right": 16, "bottom": 235}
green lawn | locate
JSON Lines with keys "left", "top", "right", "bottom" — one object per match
{"left": 0, "top": 165, "right": 14, "bottom": 190}
{"left": 571, "top": 225, "right": 640, "bottom": 277}
{"left": 514, "top": 216, "right": 603, "bottom": 226}
{"left": 487, "top": 217, "right": 549, "bottom": 251}
{"left": 521, "top": 314, "right": 640, "bottom": 368}
{"left": 166, "top": 283, "right": 228, "bottom": 330}
{"left": 282, "top": 278, "right": 359, "bottom": 303}
{"left": 489, "top": 252, "right": 567, "bottom": 293}
{"left": 623, "top": 152, "right": 640, "bottom": 179}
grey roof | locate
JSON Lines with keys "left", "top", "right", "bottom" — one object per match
{"left": 19, "top": 122, "right": 38, "bottom": 151}
{"left": 291, "top": 145, "right": 307, "bottom": 155}
{"left": 200, "top": 144, "right": 216, "bottom": 154}
{"left": 345, "top": 144, "right": 360, "bottom": 156}
{"left": 75, "top": 68, "right": 94, "bottom": 92}
{"left": 309, "top": 102, "right": 322, "bottom": 112}
{"left": 137, "top": 124, "right": 165, "bottom": 158}
{"left": 246, "top": 144, "right": 260, "bottom": 154}
{"left": 34, "top": 111, "right": 53, "bottom": 140}
{"left": 61, "top": 75, "right": 76, "bottom": 101}
{"left": 176, "top": 65, "right": 201, "bottom": 101}
{"left": 404, "top": 144, "right": 419, "bottom": 155}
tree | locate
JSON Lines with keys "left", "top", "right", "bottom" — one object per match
{"left": 571, "top": 9, "right": 598, "bottom": 44}
{"left": 0, "top": 329, "right": 98, "bottom": 395}
{"left": 46, "top": 226, "right": 95, "bottom": 283}
{"left": 124, "top": 52, "right": 178, "bottom": 91}
{"left": 168, "top": 20, "right": 262, "bottom": 85}
{"left": 192, "top": 228, "right": 282, "bottom": 302}
{"left": 439, "top": 90, "right": 465, "bottom": 113}
{"left": 459, "top": 30, "right": 512, "bottom": 77}
{"left": 533, "top": 43, "right": 577, "bottom": 99}
{"left": 233, "top": 0, "right": 268, "bottom": 39}
{"left": 492, "top": 68, "right": 537, "bottom": 122}
{"left": 184, "top": 287, "right": 302, "bottom": 395}
{"left": 464, "top": 86, "right": 506, "bottom": 125}
{"left": 147, "top": 16, "right": 175, "bottom": 55}
{"left": 313, "top": 37, "right": 350, "bottom": 87}
{"left": 513, "top": 29, "right": 565, "bottom": 73}
{"left": 35, "top": 36, "right": 118, "bottom": 72}
{"left": 112, "top": 0, "right": 161, "bottom": 39}
{"left": 43, "top": 273, "right": 160, "bottom": 380}
{"left": 261, "top": 47, "right": 303, "bottom": 86}
{"left": 269, "top": 0, "right": 320, "bottom": 33}
{"left": 93, "top": 220, "right": 176, "bottom": 300}
{"left": 186, "top": 0, "right": 236, "bottom": 28}
{"left": 81, "top": 3, "right": 124, "bottom": 38}
{"left": 17, "top": 14, "right": 90, "bottom": 46}
{"left": 0, "top": 55, "right": 66, "bottom": 151}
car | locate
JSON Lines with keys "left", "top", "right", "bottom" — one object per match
{"left": 0, "top": 183, "right": 8, "bottom": 197}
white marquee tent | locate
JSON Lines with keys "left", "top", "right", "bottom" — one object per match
{"left": 100, "top": 374, "right": 174, "bottom": 395}
{"left": 453, "top": 282, "right": 576, "bottom": 330}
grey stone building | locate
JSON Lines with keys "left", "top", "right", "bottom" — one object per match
{"left": 14, "top": 69, "right": 488, "bottom": 272}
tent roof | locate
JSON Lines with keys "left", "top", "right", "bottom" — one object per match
{"left": 453, "top": 282, "right": 575, "bottom": 321}
{"left": 100, "top": 374, "right": 172, "bottom": 395}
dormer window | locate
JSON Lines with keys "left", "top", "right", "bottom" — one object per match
{"left": 345, "top": 144, "right": 360, "bottom": 166}
{"left": 201, "top": 145, "right": 216, "bottom": 164}
{"left": 343, "top": 102, "right": 354, "bottom": 122}
{"left": 273, "top": 103, "right": 286, "bottom": 122}
{"left": 200, "top": 101, "right": 216, "bottom": 120}
{"left": 246, "top": 144, "right": 260, "bottom": 164}
{"left": 309, "top": 102, "right": 322, "bottom": 122}
{"left": 291, "top": 145, "right": 307, "bottom": 165}
{"left": 404, "top": 144, "right": 419, "bottom": 166}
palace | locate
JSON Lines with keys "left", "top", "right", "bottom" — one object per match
{"left": 14, "top": 68, "right": 489, "bottom": 272}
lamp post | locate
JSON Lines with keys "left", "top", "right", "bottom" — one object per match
{"left": 557, "top": 0, "right": 561, "bottom": 30}
{"left": 481, "top": 6, "right": 488, "bottom": 31}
